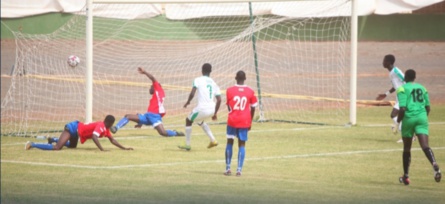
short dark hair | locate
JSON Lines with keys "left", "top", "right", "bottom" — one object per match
{"left": 235, "top": 70, "right": 246, "bottom": 81}
{"left": 384, "top": 54, "right": 395, "bottom": 64}
{"left": 104, "top": 115, "right": 115, "bottom": 126}
{"left": 404, "top": 69, "right": 416, "bottom": 82}
{"left": 202, "top": 63, "right": 212, "bottom": 74}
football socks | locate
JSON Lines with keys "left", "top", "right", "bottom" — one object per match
{"left": 403, "top": 152, "right": 411, "bottom": 176}
{"left": 200, "top": 122, "right": 216, "bottom": 142}
{"left": 237, "top": 146, "right": 245, "bottom": 173}
{"left": 166, "top": 130, "right": 176, "bottom": 137}
{"left": 185, "top": 126, "right": 192, "bottom": 146}
{"left": 32, "top": 143, "right": 54, "bottom": 150}
{"left": 116, "top": 117, "right": 129, "bottom": 130}
{"left": 422, "top": 147, "right": 437, "bottom": 165}
{"left": 225, "top": 143, "right": 233, "bottom": 171}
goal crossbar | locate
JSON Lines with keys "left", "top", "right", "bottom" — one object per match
{"left": 93, "top": 0, "right": 331, "bottom": 3}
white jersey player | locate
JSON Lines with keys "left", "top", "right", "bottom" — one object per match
{"left": 376, "top": 54, "right": 408, "bottom": 143}
{"left": 178, "top": 63, "right": 222, "bottom": 151}
{"left": 389, "top": 66, "right": 405, "bottom": 110}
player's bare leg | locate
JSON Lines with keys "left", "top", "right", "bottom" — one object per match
{"left": 391, "top": 108, "right": 402, "bottom": 141}
{"left": 26, "top": 130, "right": 72, "bottom": 151}
{"left": 417, "top": 134, "right": 441, "bottom": 182}
{"left": 154, "top": 124, "right": 183, "bottom": 137}
{"left": 53, "top": 130, "right": 72, "bottom": 150}
{"left": 125, "top": 114, "right": 140, "bottom": 124}
{"left": 399, "top": 137, "right": 413, "bottom": 185}
{"left": 390, "top": 109, "right": 414, "bottom": 143}
{"left": 154, "top": 124, "right": 169, "bottom": 136}
{"left": 390, "top": 108, "right": 399, "bottom": 121}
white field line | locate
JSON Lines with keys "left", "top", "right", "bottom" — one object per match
{"left": 362, "top": 122, "right": 445, "bottom": 127}
{"left": 2, "top": 147, "right": 444, "bottom": 170}
{"left": 1, "top": 143, "right": 28, "bottom": 146}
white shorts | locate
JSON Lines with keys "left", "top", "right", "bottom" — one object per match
{"left": 187, "top": 106, "right": 214, "bottom": 123}
{"left": 394, "top": 97, "right": 399, "bottom": 110}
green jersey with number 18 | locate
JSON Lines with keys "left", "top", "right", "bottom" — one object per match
{"left": 397, "top": 82, "right": 430, "bottom": 118}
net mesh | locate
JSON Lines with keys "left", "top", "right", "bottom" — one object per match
{"left": 1, "top": 1, "right": 351, "bottom": 137}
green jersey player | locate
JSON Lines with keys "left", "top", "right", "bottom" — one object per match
{"left": 396, "top": 69, "right": 441, "bottom": 185}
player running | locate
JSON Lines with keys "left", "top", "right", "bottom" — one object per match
{"left": 110, "top": 67, "right": 184, "bottom": 137}
{"left": 376, "top": 54, "right": 407, "bottom": 143}
{"left": 396, "top": 69, "right": 441, "bottom": 185}
{"left": 178, "top": 63, "right": 221, "bottom": 151}
{"left": 224, "top": 71, "right": 257, "bottom": 176}
{"left": 25, "top": 115, "right": 133, "bottom": 151}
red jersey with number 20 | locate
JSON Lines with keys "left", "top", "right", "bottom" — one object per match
{"left": 147, "top": 81, "right": 166, "bottom": 117}
{"left": 77, "top": 121, "right": 112, "bottom": 144}
{"left": 226, "top": 85, "right": 258, "bottom": 128}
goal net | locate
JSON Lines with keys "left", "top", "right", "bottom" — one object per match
{"left": 1, "top": 0, "right": 352, "bottom": 137}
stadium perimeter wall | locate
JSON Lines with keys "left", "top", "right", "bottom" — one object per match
{"left": 1, "top": 13, "right": 445, "bottom": 41}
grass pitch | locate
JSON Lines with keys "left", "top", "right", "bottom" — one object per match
{"left": 2, "top": 106, "right": 445, "bottom": 204}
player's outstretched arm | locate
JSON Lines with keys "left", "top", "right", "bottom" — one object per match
{"left": 92, "top": 135, "right": 107, "bottom": 151}
{"left": 108, "top": 136, "right": 133, "bottom": 150}
{"left": 184, "top": 87, "right": 197, "bottom": 108}
{"left": 376, "top": 93, "right": 387, "bottom": 100}
{"left": 376, "top": 87, "right": 395, "bottom": 100}
{"left": 138, "top": 67, "right": 156, "bottom": 82}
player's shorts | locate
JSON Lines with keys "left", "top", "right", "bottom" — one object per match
{"left": 187, "top": 106, "right": 214, "bottom": 123}
{"left": 64, "top": 120, "right": 79, "bottom": 148}
{"left": 138, "top": 112, "right": 162, "bottom": 127}
{"left": 226, "top": 126, "right": 249, "bottom": 142}
{"left": 393, "top": 98, "right": 399, "bottom": 110}
{"left": 401, "top": 115, "right": 429, "bottom": 138}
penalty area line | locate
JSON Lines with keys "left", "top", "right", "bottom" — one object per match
{"left": 2, "top": 147, "right": 444, "bottom": 170}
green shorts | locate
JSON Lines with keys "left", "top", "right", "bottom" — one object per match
{"left": 401, "top": 116, "right": 429, "bottom": 138}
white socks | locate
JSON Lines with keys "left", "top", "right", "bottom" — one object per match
{"left": 185, "top": 122, "right": 216, "bottom": 146}
{"left": 392, "top": 116, "right": 402, "bottom": 131}
{"left": 392, "top": 116, "right": 398, "bottom": 124}
{"left": 200, "top": 122, "right": 216, "bottom": 142}
{"left": 185, "top": 126, "right": 192, "bottom": 146}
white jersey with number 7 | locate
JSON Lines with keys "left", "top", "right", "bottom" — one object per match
{"left": 193, "top": 76, "right": 221, "bottom": 109}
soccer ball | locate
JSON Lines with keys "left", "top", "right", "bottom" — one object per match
{"left": 67, "top": 55, "right": 80, "bottom": 67}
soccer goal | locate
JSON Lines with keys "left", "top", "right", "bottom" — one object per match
{"left": 1, "top": 0, "right": 358, "bottom": 137}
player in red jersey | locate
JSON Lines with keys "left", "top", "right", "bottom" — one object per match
{"left": 223, "top": 71, "right": 258, "bottom": 176}
{"left": 25, "top": 115, "right": 133, "bottom": 151}
{"left": 110, "top": 67, "right": 184, "bottom": 137}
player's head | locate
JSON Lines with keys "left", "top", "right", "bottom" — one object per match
{"left": 383, "top": 54, "right": 395, "bottom": 69}
{"left": 104, "top": 115, "right": 115, "bottom": 128}
{"left": 202, "top": 63, "right": 212, "bottom": 76}
{"left": 235, "top": 70, "right": 246, "bottom": 84}
{"left": 404, "top": 69, "right": 416, "bottom": 82}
